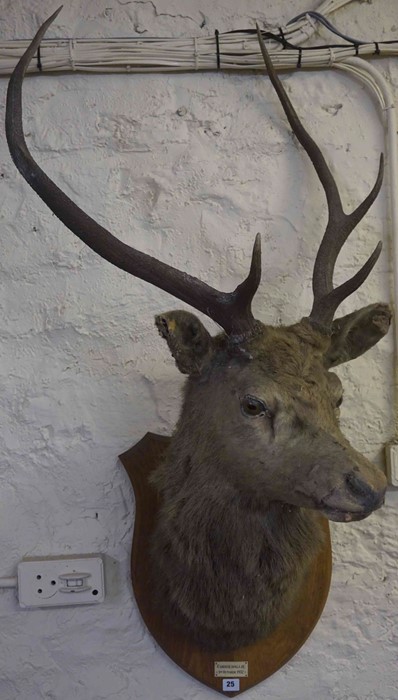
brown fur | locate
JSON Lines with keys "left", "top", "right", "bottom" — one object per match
{"left": 150, "top": 309, "right": 390, "bottom": 650}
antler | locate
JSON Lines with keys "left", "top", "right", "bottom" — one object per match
{"left": 6, "top": 8, "right": 261, "bottom": 337}
{"left": 256, "top": 25, "right": 384, "bottom": 330}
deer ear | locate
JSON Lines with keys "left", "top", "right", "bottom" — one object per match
{"left": 325, "top": 303, "right": 392, "bottom": 368}
{"left": 155, "top": 311, "right": 214, "bottom": 376}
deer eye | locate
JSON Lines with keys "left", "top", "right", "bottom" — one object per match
{"left": 240, "top": 395, "right": 271, "bottom": 418}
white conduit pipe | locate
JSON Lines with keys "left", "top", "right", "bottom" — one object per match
{"left": 0, "top": 577, "right": 18, "bottom": 588}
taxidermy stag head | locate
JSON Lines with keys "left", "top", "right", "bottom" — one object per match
{"left": 7, "top": 10, "right": 391, "bottom": 651}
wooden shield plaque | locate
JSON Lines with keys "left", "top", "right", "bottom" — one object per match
{"left": 119, "top": 433, "right": 332, "bottom": 696}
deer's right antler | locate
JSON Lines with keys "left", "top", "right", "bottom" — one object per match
{"left": 256, "top": 25, "right": 384, "bottom": 331}
{"left": 6, "top": 8, "right": 261, "bottom": 337}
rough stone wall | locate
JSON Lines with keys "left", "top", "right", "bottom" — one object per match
{"left": 0, "top": 1, "right": 397, "bottom": 698}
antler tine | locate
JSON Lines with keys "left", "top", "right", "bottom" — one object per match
{"left": 6, "top": 9, "right": 262, "bottom": 337}
{"left": 256, "top": 24, "right": 384, "bottom": 329}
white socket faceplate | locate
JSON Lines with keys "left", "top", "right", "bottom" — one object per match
{"left": 17, "top": 555, "right": 105, "bottom": 608}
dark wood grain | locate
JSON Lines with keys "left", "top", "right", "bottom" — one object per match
{"left": 120, "top": 433, "right": 332, "bottom": 696}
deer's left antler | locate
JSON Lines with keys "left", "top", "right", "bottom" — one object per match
{"left": 256, "top": 24, "right": 384, "bottom": 330}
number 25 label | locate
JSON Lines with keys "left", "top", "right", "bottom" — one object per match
{"left": 222, "top": 679, "right": 240, "bottom": 692}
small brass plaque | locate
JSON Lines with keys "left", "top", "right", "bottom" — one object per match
{"left": 214, "top": 662, "right": 248, "bottom": 678}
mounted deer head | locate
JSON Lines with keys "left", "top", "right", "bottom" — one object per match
{"left": 6, "top": 10, "right": 391, "bottom": 651}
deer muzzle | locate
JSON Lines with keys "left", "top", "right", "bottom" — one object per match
{"left": 316, "top": 446, "right": 387, "bottom": 522}
{"left": 320, "top": 477, "right": 385, "bottom": 522}
{"left": 292, "top": 432, "right": 387, "bottom": 522}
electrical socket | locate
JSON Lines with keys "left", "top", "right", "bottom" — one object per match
{"left": 17, "top": 554, "right": 105, "bottom": 608}
{"left": 385, "top": 443, "right": 398, "bottom": 487}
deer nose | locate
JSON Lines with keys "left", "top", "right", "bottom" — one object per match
{"left": 345, "top": 472, "right": 384, "bottom": 510}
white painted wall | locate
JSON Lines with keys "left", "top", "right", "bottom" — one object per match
{"left": 0, "top": 1, "right": 397, "bottom": 698}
